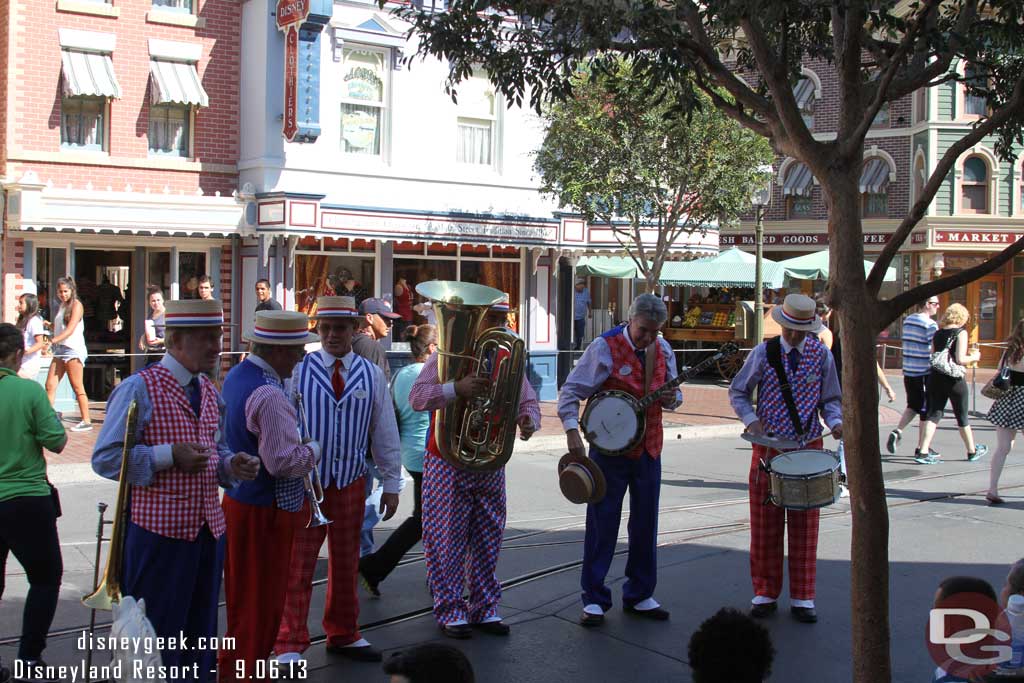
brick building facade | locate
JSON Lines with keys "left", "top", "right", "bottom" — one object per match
{"left": 0, "top": 0, "right": 245, "bottom": 408}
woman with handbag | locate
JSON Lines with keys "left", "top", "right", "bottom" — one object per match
{"left": 916, "top": 303, "right": 988, "bottom": 465}
{"left": 0, "top": 322, "right": 67, "bottom": 677}
{"left": 985, "top": 320, "right": 1024, "bottom": 504}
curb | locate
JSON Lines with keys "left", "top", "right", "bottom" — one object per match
{"left": 515, "top": 422, "right": 745, "bottom": 454}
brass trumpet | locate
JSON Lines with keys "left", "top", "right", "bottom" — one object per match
{"left": 82, "top": 399, "right": 139, "bottom": 611}
{"left": 293, "top": 391, "right": 331, "bottom": 528}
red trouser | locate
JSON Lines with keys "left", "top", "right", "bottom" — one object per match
{"left": 274, "top": 477, "right": 365, "bottom": 654}
{"left": 748, "top": 441, "right": 821, "bottom": 601}
{"left": 218, "top": 496, "right": 298, "bottom": 681}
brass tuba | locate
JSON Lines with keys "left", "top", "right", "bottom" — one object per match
{"left": 82, "top": 399, "right": 138, "bottom": 611}
{"left": 417, "top": 281, "right": 526, "bottom": 472}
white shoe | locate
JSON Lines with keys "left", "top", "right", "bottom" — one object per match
{"left": 840, "top": 484, "right": 850, "bottom": 498}
{"left": 70, "top": 421, "right": 93, "bottom": 432}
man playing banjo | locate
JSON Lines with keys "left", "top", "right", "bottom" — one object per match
{"left": 728, "top": 293, "right": 842, "bottom": 624}
{"left": 558, "top": 294, "right": 682, "bottom": 627}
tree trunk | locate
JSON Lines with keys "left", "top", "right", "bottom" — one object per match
{"left": 829, "top": 174, "right": 892, "bottom": 682}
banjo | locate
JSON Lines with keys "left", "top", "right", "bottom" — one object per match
{"left": 581, "top": 343, "right": 739, "bottom": 456}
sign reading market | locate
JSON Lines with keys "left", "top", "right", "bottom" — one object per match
{"left": 933, "top": 229, "right": 1022, "bottom": 245}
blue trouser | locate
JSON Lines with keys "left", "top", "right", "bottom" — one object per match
{"left": 122, "top": 520, "right": 224, "bottom": 683}
{"left": 581, "top": 449, "right": 661, "bottom": 610}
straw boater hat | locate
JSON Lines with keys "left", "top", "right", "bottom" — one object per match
{"left": 558, "top": 452, "right": 607, "bottom": 505}
{"left": 490, "top": 293, "right": 510, "bottom": 312}
{"left": 243, "top": 310, "right": 319, "bottom": 346}
{"left": 769, "top": 293, "right": 824, "bottom": 333}
{"left": 313, "top": 295, "right": 359, "bottom": 319}
{"left": 164, "top": 299, "right": 225, "bottom": 328}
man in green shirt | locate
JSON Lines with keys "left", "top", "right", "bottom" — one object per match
{"left": 0, "top": 322, "right": 67, "bottom": 680}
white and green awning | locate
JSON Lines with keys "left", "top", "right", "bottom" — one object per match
{"left": 575, "top": 255, "right": 647, "bottom": 279}
{"left": 779, "top": 249, "right": 897, "bottom": 282}
{"left": 658, "top": 247, "right": 786, "bottom": 288}
{"left": 61, "top": 49, "right": 121, "bottom": 98}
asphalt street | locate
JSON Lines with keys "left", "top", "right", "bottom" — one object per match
{"left": 2, "top": 382, "right": 1022, "bottom": 682}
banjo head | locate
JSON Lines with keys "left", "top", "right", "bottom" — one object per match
{"left": 581, "top": 390, "right": 644, "bottom": 456}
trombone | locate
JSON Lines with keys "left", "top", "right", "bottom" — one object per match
{"left": 293, "top": 391, "right": 331, "bottom": 528}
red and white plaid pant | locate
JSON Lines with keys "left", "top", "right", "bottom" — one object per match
{"left": 748, "top": 442, "right": 821, "bottom": 601}
{"left": 274, "top": 476, "right": 365, "bottom": 654}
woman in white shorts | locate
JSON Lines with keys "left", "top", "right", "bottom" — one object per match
{"left": 45, "top": 277, "right": 92, "bottom": 432}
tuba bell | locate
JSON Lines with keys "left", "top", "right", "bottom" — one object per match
{"left": 417, "top": 281, "right": 526, "bottom": 472}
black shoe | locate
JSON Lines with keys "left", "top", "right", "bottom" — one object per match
{"left": 579, "top": 611, "right": 604, "bottom": 628}
{"left": 886, "top": 430, "right": 900, "bottom": 454}
{"left": 357, "top": 561, "right": 381, "bottom": 598}
{"left": 325, "top": 643, "right": 383, "bottom": 662}
{"left": 472, "top": 620, "right": 511, "bottom": 636}
{"left": 791, "top": 606, "right": 818, "bottom": 623}
{"left": 624, "top": 605, "right": 670, "bottom": 621}
{"left": 440, "top": 623, "right": 473, "bottom": 639}
{"left": 750, "top": 602, "right": 778, "bottom": 618}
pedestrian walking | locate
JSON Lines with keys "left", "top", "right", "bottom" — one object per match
{"left": 45, "top": 276, "right": 92, "bottom": 432}
{"left": 16, "top": 294, "right": 48, "bottom": 380}
{"left": 916, "top": 303, "right": 988, "bottom": 465}
{"left": 985, "top": 319, "right": 1024, "bottom": 505}
{"left": 573, "top": 278, "right": 591, "bottom": 351}
{"left": 0, "top": 323, "right": 67, "bottom": 679}
{"left": 359, "top": 323, "right": 437, "bottom": 597}
{"left": 886, "top": 298, "right": 940, "bottom": 457}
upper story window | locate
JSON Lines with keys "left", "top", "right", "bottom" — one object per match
{"left": 914, "top": 87, "right": 927, "bottom": 123}
{"left": 961, "top": 156, "right": 989, "bottom": 214}
{"left": 793, "top": 77, "right": 816, "bottom": 130}
{"left": 149, "top": 104, "right": 189, "bottom": 156}
{"left": 914, "top": 152, "right": 927, "bottom": 206}
{"left": 964, "top": 65, "right": 988, "bottom": 117}
{"left": 860, "top": 157, "right": 891, "bottom": 218}
{"left": 59, "top": 42, "right": 121, "bottom": 152}
{"left": 152, "top": 0, "right": 192, "bottom": 12}
{"left": 456, "top": 74, "right": 498, "bottom": 166}
{"left": 147, "top": 54, "right": 208, "bottom": 158}
{"left": 61, "top": 96, "right": 105, "bottom": 150}
{"left": 866, "top": 71, "right": 890, "bottom": 128}
{"left": 782, "top": 162, "right": 814, "bottom": 218}
{"left": 340, "top": 46, "right": 388, "bottom": 157}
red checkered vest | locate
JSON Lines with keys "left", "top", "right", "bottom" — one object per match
{"left": 755, "top": 336, "right": 827, "bottom": 441}
{"left": 131, "top": 363, "right": 226, "bottom": 540}
{"left": 602, "top": 328, "right": 667, "bottom": 460}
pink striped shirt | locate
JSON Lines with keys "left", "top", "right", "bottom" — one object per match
{"left": 408, "top": 351, "right": 541, "bottom": 429}
{"left": 245, "top": 384, "right": 316, "bottom": 479}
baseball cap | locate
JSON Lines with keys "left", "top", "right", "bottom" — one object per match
{"left": 360, "top": 297, "right": 402, "bottom": 319}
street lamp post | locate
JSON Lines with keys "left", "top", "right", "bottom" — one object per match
{"left": 751, "top": 165, "right": 774, "bottom": 345}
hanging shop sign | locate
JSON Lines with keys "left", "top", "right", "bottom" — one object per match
{"left": 275, "top": 0, "right": 331, "bottom": 142}
{"left": 719, "top": 232, "right": 893, "bottom": 247}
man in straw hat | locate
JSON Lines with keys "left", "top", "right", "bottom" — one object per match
{"left": 559, "top": 293, "right": 682, "bottom": 628}
{"left": 92, "top": 299, "right": 261, "bottom": 683}
{"left": 217, "top": 310, "right": 320, "bottom": 681}
{"left": 728, "top": 293, "right": 842, "bottom": 624}
{"left": 274, "top": 296, "right": 401, "bottom": 664}
{"left": 409, "top": 292, "right": 540, "bottom": 639}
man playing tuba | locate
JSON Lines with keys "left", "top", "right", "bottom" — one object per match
{"left": 91, "top": 299, "right": 261, "bottom": 683}
{"left": 409, "top": 294, "right": 540, "bottom": 639}
{"left": 217, "top": 311, "right": 321, "bottom": 681}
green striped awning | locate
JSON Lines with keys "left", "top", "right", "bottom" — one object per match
{"left": 658, "top": 248, "right": 786, "bottom": 288}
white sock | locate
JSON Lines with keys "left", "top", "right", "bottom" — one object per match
{"left": 751, "top": 596, "right": 777, "bottom": 605}
{"left": 341, "top": 638, "right": 371, "bottom": 648}
{"left": 583, "top": 604, "right": 604, "bottom": 616}
{"left": 791, "top": 599, "right": 815, "bottom": 608}
{"left": 480, "top": 615, "right": 503, "bottom": 623}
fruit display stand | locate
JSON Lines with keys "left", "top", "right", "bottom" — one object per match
{"left": 664, "top": 301, "right": 783, "bottom": 380}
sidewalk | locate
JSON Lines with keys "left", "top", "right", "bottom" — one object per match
{"left": 47, "top": 379, "right": 910, "bottom": 468}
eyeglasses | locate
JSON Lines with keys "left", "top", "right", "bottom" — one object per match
{"left": 927, "top": 301, "right": 940, "bottom": 306}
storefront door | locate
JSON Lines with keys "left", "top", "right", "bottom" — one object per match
{"left": 940, "top": 275, "right": 1004, "bottom": 366}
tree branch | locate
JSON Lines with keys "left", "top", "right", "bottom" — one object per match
{"left": 691, "top": 71, "right": 772, "bottom": 138}
{"left": 867, "top": 75, "right": 1024, "bottom": 293}
{"left": 880, "top": 236, "right": 1024, "bottom": 329}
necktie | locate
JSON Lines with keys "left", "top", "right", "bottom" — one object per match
{"left": 787, "top": 347, "right": 800, "bottom": 376}
{"left": 635, "top": 348, "right": 646, "bottom": 365}
{"left": 332, "top": 359, "right": 345, "bottom": 400}
{"left": 187, "top": 376, "right": 202, "bottom": 418}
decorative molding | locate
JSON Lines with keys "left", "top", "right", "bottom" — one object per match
{"left": 148, "top": 39, "right": 203, "bottom": 63}
{"left": 58, "top": 28, "right": 116, "bottom": 52}
{"left": 146, "top": 9, "right": 205, "bottom": 28}
{"left": 6, "top": 150, "right": 235, "bottom": 174}
{"left": 56, "top": 0, "right": 120, "bottom": 18}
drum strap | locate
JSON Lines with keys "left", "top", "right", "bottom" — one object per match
{"left": 765, "top": 337, "right": 812, "bottom": 438}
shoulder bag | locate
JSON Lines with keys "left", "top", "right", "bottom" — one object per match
{"left": 930, "top": 329, "right": 966, "bottom": 379}
{"left": 982, "top": 349, "right": 1012, "bottom": 400}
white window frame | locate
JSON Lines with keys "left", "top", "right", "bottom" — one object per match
{"left": 338, "top": 44, "right": 390, "bottom": 160}
{"left": 955, "top": 149, "right": 999, "bottom": 216}
{"left": 455, "top": 73, "right": 501, "bottom": 170}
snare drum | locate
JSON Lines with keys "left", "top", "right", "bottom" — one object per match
{"left": 764, "top": 449, "right": 842, "bottom": 510}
